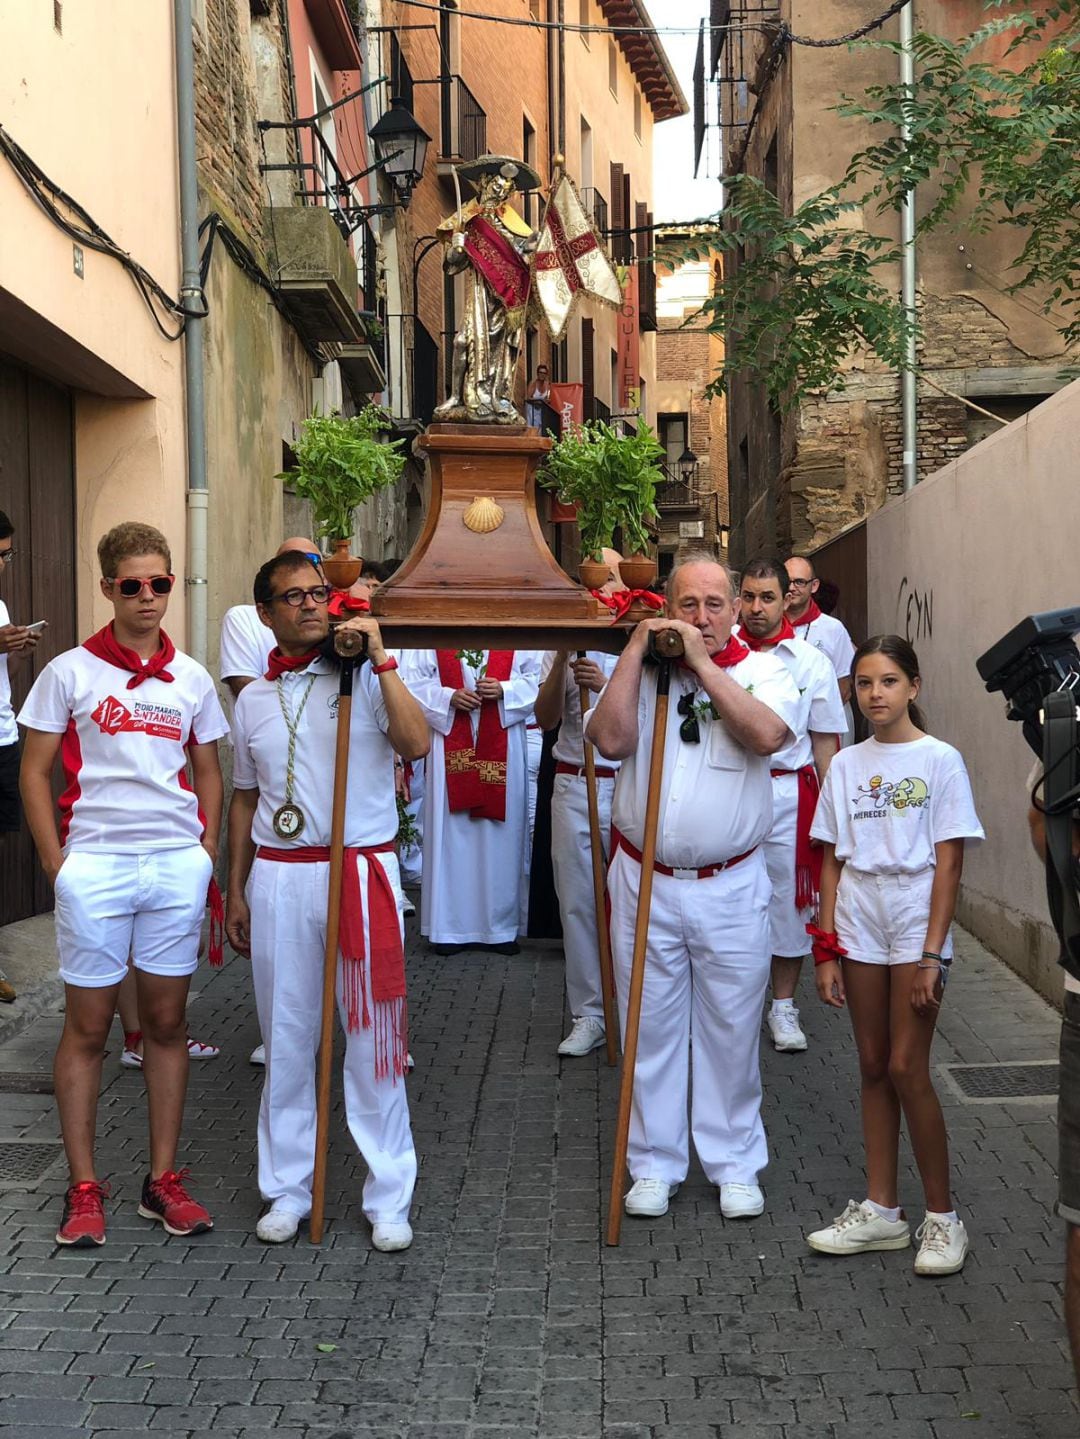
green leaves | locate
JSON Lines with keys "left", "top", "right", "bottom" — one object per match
{"left": 540, "top": 422, "right": 664, "bottom": 560}
{"left": 278, "top": 404, "right": 407, "bottom": 545}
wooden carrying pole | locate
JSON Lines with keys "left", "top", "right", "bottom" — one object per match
{"left": 309, "top": 631, "right": 366, "bottom": 1245}
{"left": 576, "top": 651, "right": 618, "bottom": 1067}
{"left": 605, "top": 632, "right": 681, "bottom": 1246}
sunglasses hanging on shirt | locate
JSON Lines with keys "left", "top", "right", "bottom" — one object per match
{"left": 677, "top": 691, "right": 701, "bottom": 745}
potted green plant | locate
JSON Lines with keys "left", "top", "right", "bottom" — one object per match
{"left": 278, "top": 405, "right": 406, "bottom": 588}
{"left": 541, "top": 420, "right": 664, "bottom": 589}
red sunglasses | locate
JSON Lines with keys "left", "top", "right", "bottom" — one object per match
{"left": 110, "top": 574, "right": 176, "bottom": 598}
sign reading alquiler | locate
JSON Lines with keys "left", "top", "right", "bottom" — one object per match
{"left": 618, "top": 267, "right": 640, "bottom": 413}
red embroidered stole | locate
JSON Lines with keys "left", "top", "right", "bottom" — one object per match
{"left": 436, "top": 650, "right": 515, "bottom": 822}
{"left": 463, "top": 216, "right": 531, "bottom": 312}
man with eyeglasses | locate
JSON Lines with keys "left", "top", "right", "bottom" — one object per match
{"left": 18, "top": 522, "right": 229, "bottom": 1249}
{"left": 0, "top": 509, "right": 41, "bottom": 1000}
{"left": 586, "top": 555, "right": 799, "bottom": 1223}
{"left": 784, "top": 556, "right": 856, "bottom": 741}
{"left": 224, "top": 553, "right": 428, "bottom": 1250}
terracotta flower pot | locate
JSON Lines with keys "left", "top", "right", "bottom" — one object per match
{"left": 321, "top": 538, "right": 363, "bottom": 591}
{"left": 579, "top": 558, "right": 609, "bottom": 590}
{"left": 619, "top": 554, "right": 657, "bottom": 590}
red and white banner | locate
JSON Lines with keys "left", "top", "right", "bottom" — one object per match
{"left": 532, "top": 174, "right": 623, "bottom": 342}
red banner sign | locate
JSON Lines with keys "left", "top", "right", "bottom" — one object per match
{"left": 618, "top": 268, "right": 640, "bottom": 413}
{"left": 548, "top": 382, "right": 584, "bottom": 521}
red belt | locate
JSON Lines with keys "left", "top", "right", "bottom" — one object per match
{"left": 255, "top": 841, "right": 406, "bottom": 1079}
{"left": 611, "top": 826, "right": 756, "bottom": 880}
{"left": 556, "top": 761, "right": 617, "bottom": 779}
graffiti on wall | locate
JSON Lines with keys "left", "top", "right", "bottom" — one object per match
{"left": 897, "top": 576, "right": 933, "bottom": 644}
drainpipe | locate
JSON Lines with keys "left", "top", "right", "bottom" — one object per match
{"left": 174, "top": 0, "right": 209, "bottom": 662}
{"left": 899, "top": 1, "right": 917, "bottom": 492}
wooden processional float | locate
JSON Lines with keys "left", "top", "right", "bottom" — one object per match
{"left": 310, "top": 152, "right": 680, "bottom": 1247}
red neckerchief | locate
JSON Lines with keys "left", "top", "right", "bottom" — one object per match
{"left": 265, "top": 647, "right": 320, "bottom": 681}
{"left": 790, "top": 599, "right": 822, "bottom": 629}
{"left": 741, "top": 617, "right": 796, "bottom": 652}
{"left": 436, "top": 650, "right": 515, "bottom": 821}
{"left": 82, "top": 625, "right": 176, "bottom": 689}
{"left": 328, "top": 590, "right": 370, "bottom": 618}
{"left": 707, "top": 633, "right": 750, "bottom": 669}
{"left": 590, "top": 588, "right": 664, "bottom": 621}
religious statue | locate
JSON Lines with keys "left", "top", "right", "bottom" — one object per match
{"left": 433, "top": 155, "right": 542, "bottom": 426}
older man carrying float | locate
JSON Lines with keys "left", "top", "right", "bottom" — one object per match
{"left": 586, "top": 556, "right": 800, "bottom": 1219}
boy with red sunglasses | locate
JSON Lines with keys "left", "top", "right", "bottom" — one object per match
{"left": 18, "top": 522, "right": 228, "bottom": 1248}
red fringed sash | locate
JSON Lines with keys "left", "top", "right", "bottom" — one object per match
{"left": 257, "top": 843, "right": 407, "bottom": 1080}
{"left": 207, "top": 878, "right": 225, "bottom": 967}
{"left": 436, "top": 650, "right": 515, "bottom": 822}
{"left": 463, "top": 216, "right": 531, "bottom": 311}
{"left": 771, "top": 763, "right": 823, "bottom": 910}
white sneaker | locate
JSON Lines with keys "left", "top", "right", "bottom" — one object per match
{"left": 807, "top": 1199, "right": 911, "bottom": 1255}
{"left": 256, "top": 1205, "right": 302, "bottom": 1243}
{"left": 914, "top": 1214, "right": 968, "bottom": 1276}
{"left": 719, "top": 1183, "right": 765, "bottom": 1219}
{"left": 372, "top": 1220, "right": 413, "bottom": 1252}
{"left": 767, "top": 1004, "right": 807, "bottom": 1052}
{"left": 557, "top": 1016, "right": 606, "bottom": 1057}
{"left": 249, "top": 1044, "right": 266, "bottom": 1066}
{"left": 624, "top": 1178, "right": 678, "bottom": 1217}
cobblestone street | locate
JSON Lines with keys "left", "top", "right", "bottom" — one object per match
{"left": 0, "top": 919, "right": 1077, "bottom": 1438}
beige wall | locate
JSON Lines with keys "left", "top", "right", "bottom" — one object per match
{"left": 1, "top": 1, "right": 187, "bottom": 640}
{"left": 866, "top": 380, "right": 1080, "bottom": 1005}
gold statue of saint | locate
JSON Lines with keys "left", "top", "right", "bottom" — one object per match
{"left": 434, "top": 155, "right": 542, "bottom": 425}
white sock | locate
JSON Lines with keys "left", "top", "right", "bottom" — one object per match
{"left": 771, "top": 998, "right": 795, "bottom": 1014}
{"left": 865, "top": 1199, "right": 901, "bottom": 1222}
{"left": 926, "top": 1209, "right": 959, "bottom": 1224}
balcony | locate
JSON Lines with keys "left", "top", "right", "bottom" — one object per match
{"left": 261, "top": 204, "right": 364, "bottom": 346}
{"left": 386, "top": 313, "right": 439, "bottom": 430}
{"left": 580, "top": 187, "right": 608, "bottom": 236}
{"left": 592, "top": 397, "right": 612, "bottom": 424}
{"left": 438, "top": 76, "right": 487, "bottom": 172}
{"left": 655, "top": 464, "right": 700, "bottom": 510}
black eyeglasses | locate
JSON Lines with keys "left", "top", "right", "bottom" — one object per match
{"left": 273, "top": 584, "right": 332, "bottom": 608}
{"left": 677, "top": 691, "right": 701, "bottom": 745}
{"left": 112, "top": 574, "right": 175, "bottom": 597}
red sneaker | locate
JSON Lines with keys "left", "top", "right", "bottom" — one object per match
{"left": 138, "top": 1169, "right": 213, "bottom": 1236}
{"left": 56, "top": 1180, "right": 109, "bottom": 1247}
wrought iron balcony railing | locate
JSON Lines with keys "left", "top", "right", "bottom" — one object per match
{"left": 439, "top": 76, "right": 487, "bottom": 164}
{"left": 580, "top": 187, "right": 608, "bottom": 236}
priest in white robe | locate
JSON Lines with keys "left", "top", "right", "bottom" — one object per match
{"left": 401, "top": 649, "right": 540, "bottom": 953}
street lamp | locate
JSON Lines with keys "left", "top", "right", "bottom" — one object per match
{"left": 369, "top": 97, "right": 431, "bottom": 208}
{"left": 677, "top": 445, "right": 699, "bottom": 488}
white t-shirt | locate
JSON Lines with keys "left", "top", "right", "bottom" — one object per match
{"left": 540, "top": 650, "right": 621, "bottom": 768}
{"left": 232, "top": 656, "right": 397, "bottom": 849}
{"left": 791, "top": 609, "right": 856, "bottom": 683}
{"left": 1027, "top": 759, "right": 1080, "bottom": 995}
{"left": 812, "top": 735, "right": 984, "bottom": 874}
{"left": 18, "top": 643, "right": 229, "bottom": 853}
{"left": 591, "top": 651, "right": 801, "bottom": 869}
{"left": 0, "top": 599, "right": 16, "bottom": 746}
{"left": 734, "top": 631, "right": 845, "bottom": 772}
{"left": 220, "top": 604, "right": 274, "bottom": 683}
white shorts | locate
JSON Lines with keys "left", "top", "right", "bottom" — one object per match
{"left": 54, "top": 845, "right": 214, "bottom": 989}
{"left": 834, "top": 865, "right": 950, "bottom": 967}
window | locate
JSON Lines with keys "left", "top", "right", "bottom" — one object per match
{"left": 660, "top": 415, "right": 688, "bottom": 473}
{"left": 580, "top": 0, "right": 589, "bottom": 46}
{"left": 610, "top": 349, "right": 618, "bottom": 411}
{"left": 634, "top": 88, "right": 642, "bottom": 141}
{"left": 522, "top": 116, "right": 537, "bottom": 226}
{"left": 551, "top": 338, "right": 568, "bottom": 383}
{"left": 529, "top": 0, "right": 541, "bottom": 16}
{"left": 763, "top": 134, "right": 778, "bottom": 197}
{"left": 580, "top": 117, "right": 593, "bottom": 191}
{"left": 609, "top": 36, "right": 619, "bottom": 97}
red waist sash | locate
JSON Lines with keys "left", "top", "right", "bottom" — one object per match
{"left": 256, "top": 841, "right": 406, "bottom": 1080}
{"left": 770, "top": 763, "right": 823, "bottom": 910}
{"left": 436, "top": 650, "right": 514, "bottom": 821}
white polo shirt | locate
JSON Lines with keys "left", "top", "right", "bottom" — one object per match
{"left": 592, "top": 652, "right": 800, "bottom": 869}
{"left": 791, "top": 609, "right": 855, "bottom": 684}
{"left": 17, "top": 643, "right": 229, "bottom": 852}
{"left": 735, "top": 631, "right": 846, "bottom": 772}
{"left": 0, "top": 599, "right": 16, "bottom": 747}
{"left": 232, "top": 656, "right": 397, "bottom": 848}
{"left": 812, "top": 735, "right": 984, "bottom": 874}
{"left": 540, "top": 650, "right": 621, "bottom": 769}
{"left": 220, "top": 604, "right": 274, "bottom": 684}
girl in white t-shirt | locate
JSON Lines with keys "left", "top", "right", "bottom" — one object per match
{"left": 806, "top": 635, "right": 984, "bottom": 1277}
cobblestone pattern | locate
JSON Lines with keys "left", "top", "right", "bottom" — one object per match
{"left": 0, "top": 924, "right": 1076, "bottom": 1437}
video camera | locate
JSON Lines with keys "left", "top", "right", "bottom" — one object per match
{"left": 977, "top": 607, "right": 1080, "bottom": 980}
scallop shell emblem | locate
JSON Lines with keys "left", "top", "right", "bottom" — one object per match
{"left": 462, "top": 496, "right": 505, "bottom": 534}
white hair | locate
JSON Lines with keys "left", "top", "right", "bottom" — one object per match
{"left": 665, "top": 551, "right": 738, "bottom": 601}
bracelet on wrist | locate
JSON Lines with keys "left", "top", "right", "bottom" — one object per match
{"left": 371, "top": 656, "right": 398, "bottom": 675}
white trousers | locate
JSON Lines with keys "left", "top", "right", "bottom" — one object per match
{"left": 247, "top": 854, "right": 417, "bottom": 1222}
{"left": 762, "top": 773, "right": 811, "bottom": 958}
{"left": 608, "top": 845, "right": 773, "bottom": 1187}
{"left": 550, "top": 772, "right": 614, "bottom": 1021}
{"left": 400, "top": 759, "right": 424, "bottom": 887}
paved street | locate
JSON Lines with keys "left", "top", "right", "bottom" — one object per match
{"left": 0, "top": 917, "right": 1077, "bottom": 1438}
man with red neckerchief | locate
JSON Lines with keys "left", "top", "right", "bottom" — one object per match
{"left": 225, "top": 553, "right": 428, "bottom": 1251}
{"left": 737, "top": 558, "right": 846, "bottom": 1056}
{"left": 18, "top": 522, "right": 229, "bottom": 1249}
{"left": 586, "top": 556, "right": 800, "bottom": 1223}
{"left": 784, "top": 555, "right": 856, "bottom": 738}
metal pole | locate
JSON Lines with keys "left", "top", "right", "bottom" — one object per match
{"left": 174, "top": 0, "right": 209, "bottom": 662}
{"left": 900, "top": 1, "right": 918, "bottom": 493}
